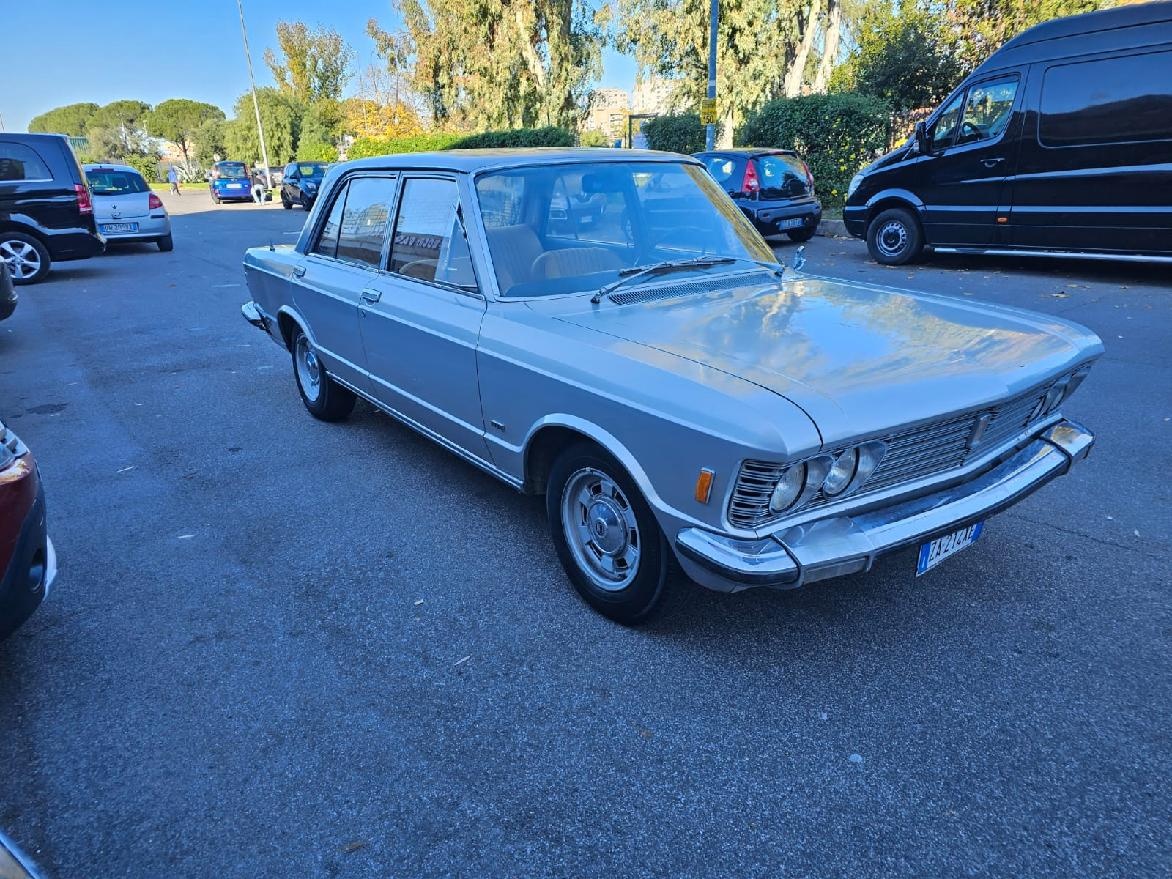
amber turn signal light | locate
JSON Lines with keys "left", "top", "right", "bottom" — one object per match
{"left": 694, "top": 468, "right": 715, "bottom": 504}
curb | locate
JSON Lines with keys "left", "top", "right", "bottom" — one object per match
{"left": 816, "top": 218, "right": 849, "bottom": 238}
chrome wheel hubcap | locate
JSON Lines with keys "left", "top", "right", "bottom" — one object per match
{"left": 295, "top": 336, "right": 322, "bottom": 403}
{"left": 561, "top": 467, "right": 640, "bottom": 591}
{"left": 876, "top": 221, "right": 909, "bottom": 257}
{"left": 0, "top": 240, "right": 41, "bottom": 279}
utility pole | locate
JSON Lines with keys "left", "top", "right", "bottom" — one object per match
{"left": 235, "top": 0, "right": 272, "bottom": 189}
{"left": 704, "top": 0, "right": 719, "bottom": 151}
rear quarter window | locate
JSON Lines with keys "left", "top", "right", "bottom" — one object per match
{"left": 0, "top": 142, "right": 52, "bottom": 182}
{"left": 1039, "top": 50, "right": 1172, "bottom": 147}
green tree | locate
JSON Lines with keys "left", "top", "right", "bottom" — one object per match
{"left": 264, "top": 21, "right": 355, "bottom": 103}
{"left": 192, "top": 118, "right": 227, "bottom": 163}
{"left": 367, "top": 0, "right": 603, "bottom": 131}
{"left": 90, "top": 100, "right": 154, "bottom": 156}
{"left": 28, "top": 103, "right": 100, "bottom": 136}
{"left": 830, "top": 1, "right": 963, "bottom": 115}
{"left": 223, "top": 89, "right": 300, "bottom": 165}
{"left": 946, "top": 0, "right": 1117, "bottom": 70}
{"left": 147, "top": 99, "right": 226, "bottom": 164}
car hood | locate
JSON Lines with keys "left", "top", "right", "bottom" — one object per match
{"left": 536, "top": 271, "right": 1102, "bottom": 445}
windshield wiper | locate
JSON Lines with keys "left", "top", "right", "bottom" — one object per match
{"left": 591, "top": 257, "right": 734, "bottom": 304}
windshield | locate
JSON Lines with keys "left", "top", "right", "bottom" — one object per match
{"left": 216, "top": 163, "right": 248, "bottom": 179}
{"left": 475, "top": 161, "right": 777, "bottom": 298}
{"left": 295, "top": 162, "right": 327, "bottom": 177}
{"left": 86, "top": 169, "right": 149, "bottom": 195}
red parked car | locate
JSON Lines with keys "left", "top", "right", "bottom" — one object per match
{"left": 0, "top": 416, "right": 55, "bottom": 640}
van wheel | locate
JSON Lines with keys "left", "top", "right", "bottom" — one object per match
{"left": 867, "top": 207, "right": 923, "bottom": 265}
{"left": 291, "top": 330, "right": 356, "bottom": 422}
{"left": 0, "top": 233, "right": 51, "bottom": 285}
{"left": 546, "top": 442, "right": 671, "bottom": 625}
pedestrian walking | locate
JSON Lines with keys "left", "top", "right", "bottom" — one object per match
{"left": 167, "top": 166, "right": 181, "bottom": 196}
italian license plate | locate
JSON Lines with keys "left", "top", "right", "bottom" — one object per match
{"left": 102, "top": 223, "right": 138, "bottom": 233}
{"left": 916, "top": 522, "right": 983, "bottom": 576}
{"left": 778, "top": 217, "right": 804, "bottom": 230}
{"left": 228, "top": 183, "right": 244, "bottom": 189}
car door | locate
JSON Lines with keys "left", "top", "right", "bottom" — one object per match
{"left": 918, "top": 73, "right": 1024, "bottom": 247}
{"left": 291, "top": 175, "right": 398, "bottom": 395}
{"left": 1007, "top": 48, "right": 1172, "bottom": 254}
{"left": 357, "top": 174, "right": 489, "bottom": 459}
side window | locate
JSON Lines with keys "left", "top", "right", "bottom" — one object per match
{"left": 388, "top": 178, "right": 476, "bottom": 288}
{"left": 0, "top": 142, "right": 52, "bottom": 182}
{"left": 476, "top": 173, "right": 525, "bottom": 228}
{"left": 957, "top": 78, "right": 1019, "bottom": 145}
{"left": 283, "top": 163, "right": 297, "bottom": 179}
{"left": 929, "top": 92, "right": 965, "bottom": 151}
{"left": 311, "top": 183, "right": 347, "bottom": 258}
{"left": 336, "top": 176, "right": 397, "bottom": 267}
{"left": 1040, "top": 50, "right": 1172, "bottom": 147}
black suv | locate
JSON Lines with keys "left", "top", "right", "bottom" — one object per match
{"left": 0, "top": 133, "right": 104, "bottom": 284}
{"left": 694, "top": 148, "right": 822, "bottom": 242}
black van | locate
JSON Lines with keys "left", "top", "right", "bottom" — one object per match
{"left": 843, "top": 3, "right": 1172, "bottom": 265}
{"left": 0, "top": 133, "right": 104, "bottom": 284}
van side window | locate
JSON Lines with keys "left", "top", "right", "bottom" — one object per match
{"left": 312, "top": 183, "right": 348, "bottom": 259}
{"left": 929, "top": 93, "right": 964, "bottom": 151}
{"left": 1040, "top": 50, "right": 1172, "bottom": 147}
{"left": 0, "top": 143, "right": 51, "bottom": 182}
{"left": 957, "top": 78, "right": 1019, "bottom": 145}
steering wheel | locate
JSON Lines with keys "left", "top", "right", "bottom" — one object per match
{"left": 960, "top": 120, "right": 987, "bottom": 143}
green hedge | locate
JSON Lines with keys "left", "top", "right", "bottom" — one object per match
{"left": 447, "top": 126, "right": 574, "bottom": 148}
{"left": 347, "top": 132, "right": 462, "bottom": 159}
{"left": 738, "top": 93, "right": 890, "bottom": 209}
{"left": 641, "top": 113, "right": 722, "bottom": 155}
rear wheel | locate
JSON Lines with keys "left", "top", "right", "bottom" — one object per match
{"left": 546, "top": 442, "right": 671, "bottom": 624}
{"left": 211, "top": 191, "right": 221, "bottom": 205}
{"left": 867, "top": 207, "right": 923, "bottom": 265}
{"left": 0, "top": 232, "right": 51, "bottom": 285}
{"left": 157, "top": 233, "right": 174, "bottom": 252}
{"left": 291, "top": 329, "right": 355, "bottom": 422}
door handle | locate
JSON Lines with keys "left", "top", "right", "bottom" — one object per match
{"left": 981, "top": 157, "right": 1006, "bottom": 168}
{"left": 361, "top": 288, "right": 381, "bottom": 304}
{"left": 292, "top": 265, "right": 306, "bottom": 278}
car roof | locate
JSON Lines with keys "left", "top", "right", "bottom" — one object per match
{"left": 694, "top": 148, "right": 797, "bottom": 158}
{"left": 83, "top": 163, "right": 143, "bottom": 175}
{"left": 341, "top": 148, "right": 699, "bottom": 175}
{"left": 1000, "top": 0, "right": 1172, "bottom": 50}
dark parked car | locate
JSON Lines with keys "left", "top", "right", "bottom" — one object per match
{"left": 0, "top": 262, "right": 17, "bottom": 321}
{"left": 0, "top": 133, "right": 104, "bottom": 284}
{"left": 280, "top": 160, "right": 329, "bottom": 210}
{"left": 694, "top": 148, "right": 821, "bottom": 242}
{"left": 844, "top": 2, "right": 1172, "bottom": 265}
{"left": 0, "top": 417, "right": 55, "bottom": 640}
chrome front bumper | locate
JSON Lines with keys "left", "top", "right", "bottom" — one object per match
{"left": 676, "top": 420, "right": 1094, "bottom": 593}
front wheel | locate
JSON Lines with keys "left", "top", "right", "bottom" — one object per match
{"left": 866, "top": 207, "right": 924, "bottom": 265}
{"left": 281, "top": 192, "right": 292, "bottom": 209}
{"left": 300, "top": 194, "right": 314, "bottom": 211}
{"left": 546, "top": 443, "right": 671, "bottom": 624}
{"left": 787, "top": 226, "right": 815, "bottom": 242}
{"left": 291, "top": 330, "right": 356, "bottom": 422}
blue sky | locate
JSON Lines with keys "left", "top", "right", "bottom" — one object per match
{"left": 1, "top": 0, "right": 637, "bottom": 132}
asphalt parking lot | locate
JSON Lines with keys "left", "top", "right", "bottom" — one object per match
{"left": 1, "top": 191, "right": 1168, "bottom": 878}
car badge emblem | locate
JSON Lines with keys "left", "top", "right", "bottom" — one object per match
{"left": 967, "top": 412, "right": 992, "bottom": 450}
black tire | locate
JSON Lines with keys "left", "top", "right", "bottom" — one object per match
{"left": 0, "top": 232, "right": 51, "bottom": 285}
{"left": 787, "top": 226, "right": 815, "bottom": 242}
{"left": 211, "top": 192, "right": 221, "bottom": 205}
{"left": 281, "top": 192, "right": 292, "bottom": 209}
{"left": 546, "top": 442, "right": 671, "bottom": 624}
{"left": 866, "top": 207, "right": 923, "bottom": 265}
{"left": 300, "top": 194, "right": 314, "bottom": 211}
{"left": 290, "top": 329, "right": 355, "bottom": 422}
{"left": 156, "top": 233, "right": 174, "bottom": 252}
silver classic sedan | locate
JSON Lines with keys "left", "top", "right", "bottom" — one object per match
{"left": 240, "top": 149, "right": 1101, "bottom": 623}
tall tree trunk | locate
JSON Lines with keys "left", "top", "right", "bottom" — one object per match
{"left": 811, "top": 0, "right": 841, "bottom": 94}
{"left": 784, "top": 0, "right": 822, "bottom": 98}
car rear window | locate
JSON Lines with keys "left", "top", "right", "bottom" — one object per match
{"left": 86, "top": 170, "right": 149, "bottom": 195}
{"left": 216, "top": 163, "right": 248, "bottom": 179}
{"left": 0, "top": 142, "right": 52, "bottom": 182}
{"left": 701, "top": 155, "right": 744, "bottom": 186}
{"left": 756, "top": 154, "right": 810, "bottom": 199}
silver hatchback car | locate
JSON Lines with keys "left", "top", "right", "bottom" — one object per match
{"left": 241, "top": 149, "right": 1101, "bottom": 623}
{"left": 83, "top": 164, "right": 173, "bottom": 252}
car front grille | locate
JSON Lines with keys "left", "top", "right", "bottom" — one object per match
{"left": 728, "top": 384, "right": 1053, "bottom": 529}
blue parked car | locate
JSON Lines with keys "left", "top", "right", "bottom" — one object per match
{"left": 208, "top": 161, "right": 253, "bottom": 204}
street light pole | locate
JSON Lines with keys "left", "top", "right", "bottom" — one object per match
{"left": 235, "top": 0, "right": 272, "bottom": 189}
{"left": 704, "top": 0, "right": 718, "bottom": 151}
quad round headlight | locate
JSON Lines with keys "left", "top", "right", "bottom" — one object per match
{"left": 822, "top": 447, "right": 858, "bottom": 496}
{"left": 769, "top": 463, "right": 807, "bottom": 513}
